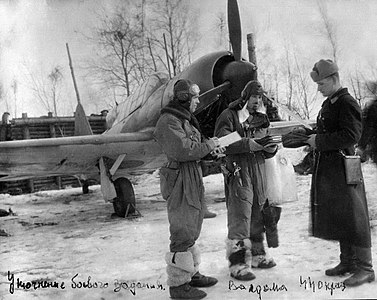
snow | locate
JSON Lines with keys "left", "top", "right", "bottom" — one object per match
{"left": 1, "top": 149, "right": 377, "bottom": 300}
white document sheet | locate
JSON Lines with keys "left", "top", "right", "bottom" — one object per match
{"left": 218, "top": 131, "right": 242, "bottom": 147}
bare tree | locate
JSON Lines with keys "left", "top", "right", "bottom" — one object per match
{"left": 0, "top": 82, "right": 9, "bottom": 113}
{"left": 316, "top": 0, "right": 340, "bottom": 63}
{"left": 282, "top": 42, "right": 294, "bottom": 111}
{"left": 365, "top": 81, "right": 377, "bottom": 101}
{"left": 23, "top": 65, "right": 64, "bottom": 116}
{"left": 213, "top": 11, "right": 229, "bottom": 50}
{"left": 48, "top": 66, "right": 63, "bottom": 117}
{"left": 147, "top": 0, "right": 200, "bottom": 77}
{"left": 292, "top": 55, "right": 318, "bottom": 119}
{"left": 85, "top": 3, "right": 147, "bottom": 98}
{"left": 10, "top": 79, "right": 18, "bottom": 118}
{"left": 348, "top": 69, "right": 369, "bottom": 106}
{"left": 83, "top": 0, "right": 199, "bottom": 104}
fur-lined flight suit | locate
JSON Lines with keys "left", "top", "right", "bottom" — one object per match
{"left": 214, "top": 98, "right": 278, "bottom": 278}
{"left": 154, "top": 101, "right": 216, "bottom": 287}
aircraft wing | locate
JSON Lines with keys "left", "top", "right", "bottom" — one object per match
{"left": 0, "top": 130, "right": 165, "bottom": 182}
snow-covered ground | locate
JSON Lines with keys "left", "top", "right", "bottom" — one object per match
{"left": 1, "top": 149, "right": 377, "bottom": 300}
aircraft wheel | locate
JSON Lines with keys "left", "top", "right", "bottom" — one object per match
{"left": 113, "top": 178, "right": 136, "bottom": 217}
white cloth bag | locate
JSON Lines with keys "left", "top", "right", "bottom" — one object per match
{"left": 265, "top": 150, "right": 298, "bottom": 206}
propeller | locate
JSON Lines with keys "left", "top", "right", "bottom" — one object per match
{"left": 228, "top": 0, "right": 242, "bottom": 61}
{"left": 194, "top": 0, "right": 250, "bottom": 114}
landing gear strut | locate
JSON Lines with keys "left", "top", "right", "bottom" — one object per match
{"left": 82, "top": 180, "right": 89, "bottom": 194}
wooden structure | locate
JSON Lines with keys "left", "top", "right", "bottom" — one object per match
{"left": 0, "top": 112, "right": 107, "bottom": 194}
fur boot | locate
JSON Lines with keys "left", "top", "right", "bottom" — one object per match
{"left": 188, "top": 244, "right": 201, "bottom": 273}
{"left": 169, "top": 283, "right": 206, "bottom": 299}
{"left": 251, "top": 241, "right": 276, "bottom": 268}
{"left": 165, "top": 251, "right": 195, "bottom": 287}
{"left": 188, "top": 244, "right": 218, "bottom": 288}
{"left": 226, "top": 239, "right": 255, "bottom": 281}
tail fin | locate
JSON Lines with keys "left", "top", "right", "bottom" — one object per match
{"left": 74, "top": 103, "right": 93, "bottom": 136}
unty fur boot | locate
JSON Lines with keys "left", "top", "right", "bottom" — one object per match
{"left": 187, "top": 244, "right": 218, "bottom": 287}
{"left": 166, "top": 250, "right": 207, "bottom": 299}
{"left": 251, "top": 240, "right": 276, "bottom": 269}
{"left": 170, "top": 283, "right": 206, "bottom": 300}
{"left": 226, "top": 239, "right": 255, "bottom": 281}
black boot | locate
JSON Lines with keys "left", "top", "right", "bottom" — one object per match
{"left": 325, "top": 263, "right": 357, "bottom": 276}
{"left": 325, "top": 241, "right": 356, "bottom": 276}
{"left": 204, "top": 210, "right": 217, "bottom": 218}
{"left": 262, "top": 204, "right": 282, "bottom": 248}
{"left": 170, "top": 282, "right": 207, "bottom": 299}
{"left": 203, "top": 200, "right": 216, "bottom": 218}
{"left": 344, "top": 247, "right": 375, "bottom": 287}
{"left": 189, "top": 271, "right": 218, "bottom": 287}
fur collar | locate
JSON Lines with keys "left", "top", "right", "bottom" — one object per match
{"left": 161, "top": 101, "right": 202, "bottom": 133}
{"left": 228, "top": 98, "right": 246, "bottom": 111}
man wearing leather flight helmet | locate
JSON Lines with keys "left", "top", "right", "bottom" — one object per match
{"left": 214, "top": 80, "right": 280, "bottom": 282}
{"left": 154, "top": 79, "right": 224, "bottom": 299}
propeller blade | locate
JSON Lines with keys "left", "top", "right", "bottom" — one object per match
{"left": 195, "top": 81, "right": 231, "bottom": 115}
{"left": 228, "top": 0, "right": 242, "bottom": 61}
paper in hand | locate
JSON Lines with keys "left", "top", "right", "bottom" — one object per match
{"left": 218, "top": 131, "right": 242, "bottom": 147}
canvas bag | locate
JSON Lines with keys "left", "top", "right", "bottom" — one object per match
{"left": 264, "top": 150, "right": 298, "bottom": 206}
{"left": 340, "top": 151, "right": 363, "bottom": 185}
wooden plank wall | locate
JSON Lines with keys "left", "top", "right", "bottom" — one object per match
{"left": 0, "top": 112, "right": 107, "bottom": 195}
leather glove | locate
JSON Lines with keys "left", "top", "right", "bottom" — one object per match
{"left": 264, "top": 144, "right": 278, "bottom": 153}
{"left": 248, "top": 138, "right": 265, "bottom": 152}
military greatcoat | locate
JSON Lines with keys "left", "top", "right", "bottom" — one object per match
{"left": 311, "top": 88, "right": 371, "bottom": 247}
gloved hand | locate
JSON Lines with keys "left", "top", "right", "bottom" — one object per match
{"left": 356, "top": 147, "right": 368, "bottom": 162}
{"left": 306, "top": 134, "right": 316, "bottom": 149}
{"left": 264, "top": 144, "right": 278, "bottom": 153}
{"left": 248, "top": 138, "right": 265, "bottom": 152}
{"left": 282, "top": 131, "right": 310, "bottom": 148}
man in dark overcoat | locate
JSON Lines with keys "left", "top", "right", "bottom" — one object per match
{"left": 307, "top": 59, "right": 375, "bottom": 287}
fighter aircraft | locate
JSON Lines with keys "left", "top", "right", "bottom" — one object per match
{"left": 0, "top": 0, "right": 311, "bottom": 218}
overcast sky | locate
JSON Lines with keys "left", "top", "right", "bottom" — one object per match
{"left": 1, "top": 0, "right": 377, "bottom": 118}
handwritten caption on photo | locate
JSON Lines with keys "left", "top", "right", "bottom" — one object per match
{"left": 6, "top": 271, "right": 347, "bottom": 299}
{"left": 6, "top": 271, "right": 165, "bottom": 296}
